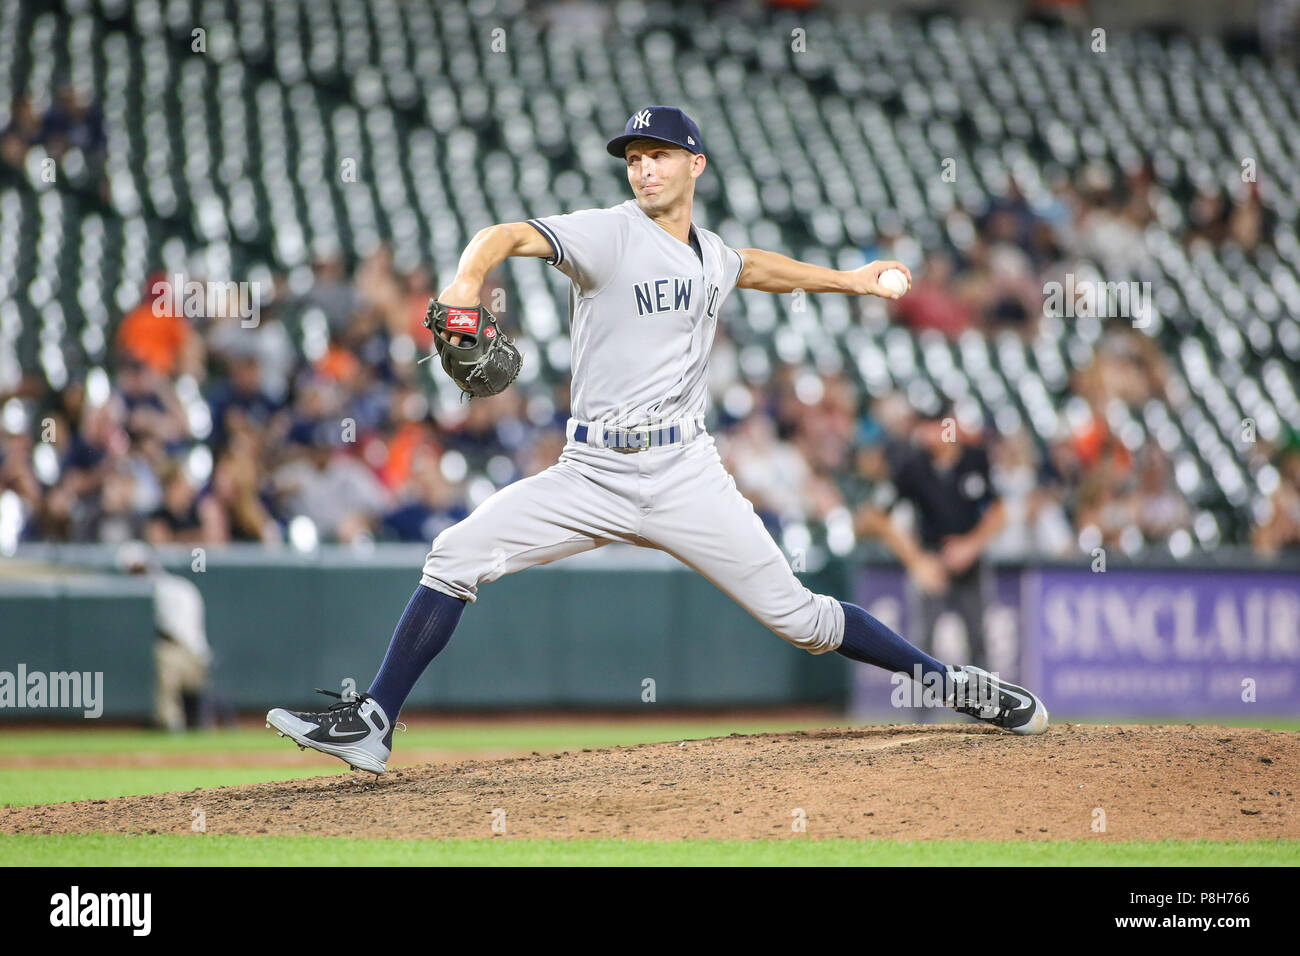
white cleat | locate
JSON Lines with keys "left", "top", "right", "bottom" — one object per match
{"left": 947, "top": 665, "right": 1049, "bottom": 736}
{"left": 266, "top": 689, "right": 394, "bottom": 774}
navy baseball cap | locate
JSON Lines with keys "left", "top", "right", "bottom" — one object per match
{"left": 606, "top": 106, "right": 705, "bottom": 158}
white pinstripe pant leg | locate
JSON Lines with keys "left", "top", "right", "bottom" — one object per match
{"left": 635, "top": 435, "right": 846, "bottom": 654}
{"left": 420, "top": 443, "right": 640, "bottom": 602}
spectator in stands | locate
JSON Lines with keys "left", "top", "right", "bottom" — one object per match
{"left": 121, "top": 432, "right": 165, "bottom": 518}
{"left": 989, "top": 430, "right": 1074, "bottom": 557}
{"left": 40, "top": 84, "right": 105, "bottom": 166}
{"left": 0, "top": 403, "right": 40, "bottom": 502}
{"left": 116, "top": 275, "right": 201, "bottom": 378}
{"left": 720, "top": 411, "right": 821, "bottom": 534}
{"left": 207, "top": 306, "right": 296, "bottom": 405}
{"left": 1187, "top": 185, "right": 1231, "bottom": 247}
{"left": 205, "top": 432, "right": 281, "bottom": 544}
{"left": 1131, "top": 447, "right": 1190, "bottom": 544}
{"left": 298, "top": 251, "right": 362, "bottom": 335}
{"left": 441, "top": 392, "right": 526, "bottom": 474}
{"left": 118, "top": 360, "right": 187, "bottom": 448}
{"left": 841, "top": 417, "right": 908, "bottom": 550}
{"left": 61, "top": 399, "right": 128, "bottom": 507}
{"left": 272, "top": 424, "right": 391, "bottom": 544}
{"left": 146, "top": 462, "right": 216, "bottom": 545}
{"left": 791, "top": 373, "right": 857, "bottom": 477}
{"left": 356, "top": 243, "right": 409, "bottom": 341}
{"left": 1227, "top": 181, "right": 1272, "bottom": 252}
{"left": 520, "top": 429, "right": 568, "bottom": 478}
{"left": 368, "top": 388, "right": 434, "bottom": 491}
{"left": 892, "top": 250, "right": 976, "bottom": 338}
{"left": 1076, "top": 196, "right": 1150, "bottom": 277}
{"left": 1075, "top": 450, "right": 1132, "bottom": 550}
{"left": 205, "top": 350, "right": 284, "bottom": 453}
{"left": 382, "top": 444, "right": 469, "bottom": 543}
{"left": 982, "top": 182, "right": 1039, "bottom": 251}
{"left": 79, "top": 460, "right": 142, "bottom": 543}
{"left": 0, "top": 92, "right": 42, "bottom": 168}
{"left": 975, "top": 237, "right": 1044, "bottom": 333}
{"left": 401, "top": 263, "right": 439, "bottom": 343}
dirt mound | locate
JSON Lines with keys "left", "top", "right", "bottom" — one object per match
{"left": 3, "top": 724, "right": 1295, "bottom": 841}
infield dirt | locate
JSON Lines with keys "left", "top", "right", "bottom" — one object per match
{"left": 3, "top": 723, "right": 1295, "bottom": 841}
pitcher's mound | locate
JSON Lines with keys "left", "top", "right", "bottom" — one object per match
{"left": 3, "top": 723, "right": 1296, "bottom": 841}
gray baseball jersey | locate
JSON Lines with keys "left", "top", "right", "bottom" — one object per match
{"left": 526, "top": 199, "right": 745, "bottom": 427}
{"left": 419, "top": 200, "right": 845, "bottom": 657}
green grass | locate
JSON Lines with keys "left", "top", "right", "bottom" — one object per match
{"left": 2, "top": 833, "right": 1296, "bottom": 866}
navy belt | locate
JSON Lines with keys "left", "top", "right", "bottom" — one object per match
{"left": 568, "top": 415, "right": 704, "bottom": 454}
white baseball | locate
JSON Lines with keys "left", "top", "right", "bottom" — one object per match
{"left": 878, "top": 268, "right": 909, "bottom": 297}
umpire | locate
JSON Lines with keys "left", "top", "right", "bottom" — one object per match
{"left": 875, "top": 404, "right": 1004, "bottom": 671}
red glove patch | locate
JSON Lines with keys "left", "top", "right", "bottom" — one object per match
{"left": 445, "top": 308, "right": 480, "bottom": 333}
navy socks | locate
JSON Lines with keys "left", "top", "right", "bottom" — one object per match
{"left": 368, "top": 592, "right": 941, "bottom": 720}
{"left": 367, "top": 585, "right": 466, "bottom": 719}
{"left": 835, "top": 600, "right": 948, "bottom": 681}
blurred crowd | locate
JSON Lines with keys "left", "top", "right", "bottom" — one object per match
{"left": 873, "top": 160, "right": 1272, "bottom": 340}
{"left": 1, "top": 85, "right": 106, "bottom": 190}
{"left": 0, "top": 99, "right": 1295, "bottom": 562}
{"left": 0, "top": 245, "right": 562, "bottom": 550}
{"left": 1, "top": 227, "right": 1294, "bottom": 562}
{"left": 709, "top": 325, "right": 1222, "bottom": 563}
{"left": 717, "top": 155, "right": 1293, "bottom": 561}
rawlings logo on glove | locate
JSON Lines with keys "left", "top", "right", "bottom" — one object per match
{"left": 444, "top": 308, "right": 480, "bottom": 333}
{"left": 423, "top": 300, "right": 523, "bottom": 400}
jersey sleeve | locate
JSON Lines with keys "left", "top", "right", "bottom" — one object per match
{"left": 526, "top": 207, "right": 628, "bottom": 296}
{"left": 724, "top": 245, "right": 745, "bottom": 293}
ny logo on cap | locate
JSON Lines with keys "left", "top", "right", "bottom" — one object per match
{"left": 632, "top": 109, "right": 653, "bottom": 129}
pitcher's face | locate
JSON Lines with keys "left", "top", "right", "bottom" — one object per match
{"left": 624, "top": 139, "right": 704, "bottom": 215}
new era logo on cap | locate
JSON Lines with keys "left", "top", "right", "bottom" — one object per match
{"left": 606, "top": 106, "right": 705, "bottom": 158}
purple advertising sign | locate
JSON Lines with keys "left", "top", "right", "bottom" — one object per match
{"left": 1026, "top": 567, "right": 1300, "bottom": 716}
{"left": 849, "top": 562, "right": 1300, "bottom": 719}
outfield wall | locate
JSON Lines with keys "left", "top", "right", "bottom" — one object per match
{"left": 1, "top": 545, "right": 1296, "bottom": 721}
{"left": 0, "top": 544, "right": 847, "bottom": 720}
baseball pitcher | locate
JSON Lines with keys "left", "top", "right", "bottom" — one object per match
{"left": 267, "top": 106, "right": 1048, "bottom": 773}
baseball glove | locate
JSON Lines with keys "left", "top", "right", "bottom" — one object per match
{"left": 423, "top": 300, "right": 523, "bottom": 399}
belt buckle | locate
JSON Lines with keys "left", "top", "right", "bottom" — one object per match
{"left": 609, "top": 427, "right": 649, "bottom": 454}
